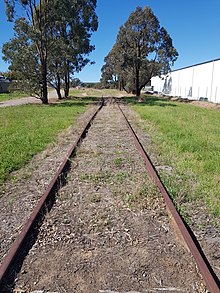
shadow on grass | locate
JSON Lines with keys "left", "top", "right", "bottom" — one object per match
{"left": 122, "top": 95, "right": 177, "bottom": 107}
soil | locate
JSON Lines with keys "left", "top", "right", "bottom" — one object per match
{"left": 190, "top": 100, "right": 220, "bottom": 109}
{"left": 3, "top": 101, "right": 208, "bottom": 293}
{"left": 162, "top": 95, "right": 220, "bottom": 110}
{"left": 0, "top": 89, "right": 59, "bottom": 108}
{"left": 0, "top": 96, "right": 42, "bottom": 107}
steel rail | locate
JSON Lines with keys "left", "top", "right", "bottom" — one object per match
{"left": 117, "top": 102, "right": 220, "bottom": 293}
{"left": 0, "top": 100, "right": 104, "bottom": 286}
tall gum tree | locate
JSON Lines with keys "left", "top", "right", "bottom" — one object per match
{"left": 36, "top": 0, "right": 98, "bottom": 99}
{"left": 101, "top": 6, "right": 178, "bottom": 97}
{"left": 4, "top": 0, "right": 52, "bottom": 104}
{"left": 3, "top": 0, "right": 98, "bottom": 102}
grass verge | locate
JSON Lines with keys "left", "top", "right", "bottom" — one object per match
{"left": 0, "top": 98, "right": 95, "bottom": 184}
{"left": 69, "top": 88, "right": 129, "bottom": 98}
{"left": 126, "top": 95, "right": 220, "bottom": 217}
{"left": 0, "top": 91, "right": 29, "bottom": 102}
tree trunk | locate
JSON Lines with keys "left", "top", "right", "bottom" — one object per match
{"left": 136, "top": 87, "right": 141, "bottom": 97}
{"left": 122, "top": 85, "right": 130, "bottom": 94}
{"left": 119, "top": 80, "right": 122, "bottom": 91}
{"left": 56, "top": 73, "right": 62, "bottom": 99}
{"left": 119, "top": 78, "right": 125, "bottom": 91}
{"left": 64, "top": 71, "right": 70, "bottom": 98}
{"left": 135, "top": 69, "right": 140, "bottom": 97}
{"left": 41, "top": 60, "right": 48, "bottom": 104}
{"left": 56, "top": 88, "right": 62, "bottom": 99}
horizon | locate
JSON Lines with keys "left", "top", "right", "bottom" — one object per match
{"left": 1, "top": 0, "right": 220, "bottom": 82}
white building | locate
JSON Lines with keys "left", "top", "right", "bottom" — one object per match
{"left": 151, "top": 58, "right": 220, "bottom": 103}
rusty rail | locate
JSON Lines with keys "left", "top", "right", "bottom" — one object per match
{"left": 117, "top": 102, "right": 220, "bottom": 293}
{"left": 1, "top": 98, "right": 219, "bottom": 292}
{"left": 0, "top": 100, "right": 104, "bottom": 286}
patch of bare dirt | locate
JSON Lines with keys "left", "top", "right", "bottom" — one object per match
{"left": 10, "top": 102, "right": 206, "bottom": 293}
{"left": 0, "top": 89, "right": 59, "bottom": 108}
{"left": 156, "top": 94, "right": 220, "bottom": 110}
{"left": 189, "top": 100, "right": 220, "bottom": 109}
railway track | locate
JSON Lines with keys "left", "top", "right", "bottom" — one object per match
{"left": 0, "top": 98, "right": 219, "bottom": 293}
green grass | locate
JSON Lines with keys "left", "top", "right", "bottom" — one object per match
{"left": 0, "top": 98, "right": 94, "bottom": 184}
{"left": 69, "top": 88, "right": 127, "bottom": 98}
{"left": 0, "top": 91, "right": 29, "bottom": 102}
{"left": 126, "top": 96, "right": 220, "bottom": 217}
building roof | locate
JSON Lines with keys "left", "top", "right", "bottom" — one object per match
{"left": 172, "top": 57, "right": 220, "bottom": 72}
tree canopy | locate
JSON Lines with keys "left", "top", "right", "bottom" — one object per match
{"left": 3, "top": 0, "right": 98, "bottom": 103}
{"left": 101, "top": 6, "right": 178, "bottom": 96}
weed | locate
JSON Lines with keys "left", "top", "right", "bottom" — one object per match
{"left": 114, "top": 157, "right": 123, "bottom": 166}
{"left": 90, "top": 194, "right": 101, "bottom": 203}
{"left": 125, "top": 194, "right": 135, "bottom": 203}
{"left": 80, "top": 173, "right": 90, "bottom": 181}
{"left": 8, "top": 195, "right": 16, "bottom": 206}
{"left": 176, "top": 205, "right": 191, "bottom": 225}
{"left": 81, "top": 172, "right": 111, "bottom": 183}
{"left": 115, "top": 171, "right": 128, "bottom": 183}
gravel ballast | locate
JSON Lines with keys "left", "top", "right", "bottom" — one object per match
{"left": 6, "top": 101, "right": 207, "bottom": 293}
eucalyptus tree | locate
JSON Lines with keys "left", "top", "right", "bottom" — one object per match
{"left": 101, "top": 43, "right": 129, "bottom": 91}
{"left": 56, "top": 0, "right": 98, "bottom": 98}
{"left": 3, "top": 0, "right": 54, "bottom": 103}
{"left": 101, "top": 6, "right": 178, "bottom": 96}
{"left": 101, "top": 45, "right": 119, "bottom": 89}
{"left": 2, "top": 18, "right": 44, "bottom": 97}
{"left": 40, "top": 0, "right": 98, "bottom": 99}
{"left": 3, "top": 0, "right": 98, "bottom": 102}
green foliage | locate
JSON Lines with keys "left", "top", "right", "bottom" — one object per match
{"left": 3, "top": 0, "right": 98, "bottom": 102}
{"left": 129, "top": 96, "right": 220, "bottom": 216}
{"left": 0, "top": 70, "right": 20, "bottom": 80}
{"left": 2, "top": 18, "right": 44, "bottom": 99}
{"left": 71, "top": 78, "right": 83, "bottom": 88}
{"left": 101, "top": 6, "right": 178, "bottom": 96}
{"left": 0, "top": 100, "right": 88, "bottom": 183}
{"left": 47, "top": 0, "right": 98, "bottom": 98}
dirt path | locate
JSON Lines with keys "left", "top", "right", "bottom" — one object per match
{"left": 12, "top": 102, "right": 205, "bottom": 293}
{"left": 0, "top": 90, "right": 59, "bottom": 108}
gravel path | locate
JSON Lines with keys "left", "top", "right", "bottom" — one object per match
{"left": 8, "top": 101, "right": 206, "bottom": 293}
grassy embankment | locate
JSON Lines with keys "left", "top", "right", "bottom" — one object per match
{"left": 0, "top": 97, "right": 96, "bottom": 184}
{"left": 127, "top": 96, "right": 220, "bottom": 218}
{"left": 0, "top": 91, "right": 29, "bottom": 102}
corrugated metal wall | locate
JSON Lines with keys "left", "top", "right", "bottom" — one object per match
{"left": 151, "top": 58, "right": 220, "bottom": 103}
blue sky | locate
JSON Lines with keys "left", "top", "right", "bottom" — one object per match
{"left": 1, "top": 0, "right": 220, "bottom": 82}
